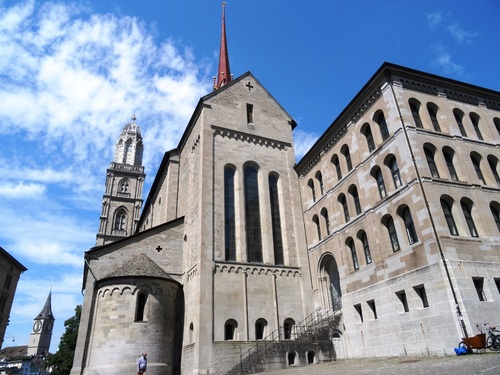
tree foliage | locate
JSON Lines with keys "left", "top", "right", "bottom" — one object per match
{"left": 47, "top": 305, "right": 81, "bottom": 375}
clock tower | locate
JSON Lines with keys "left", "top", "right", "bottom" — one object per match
{"left": 27, "top": 291, "right": 55, "bottom": 357}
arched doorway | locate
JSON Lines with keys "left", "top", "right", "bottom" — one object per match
{"left": 319, "top": 254, "right": 342, "bottom": 310}
{"left": 331, "top": 331, "right": 345, "bottom": 360}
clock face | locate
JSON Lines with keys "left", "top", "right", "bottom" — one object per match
{"left": 33, "top": 320, "right": 42, "bottom": 333}
{"left": 43, "top": 321, "right": 53, "bottom": 333}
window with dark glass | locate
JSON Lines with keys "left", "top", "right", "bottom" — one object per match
{"left": 363, "top": 125, "right": 376, "bottom": 152}
{"left": 342, "top": 145, "right": 353, "bottom": 171}
{"left": 376, "top": 111, "right": 390, "bottom": 141}
{"left": 396, "top": 290, "right": 409, "bottom": 312}
{"left": 409, "top": 100, "right": 423, "bottom": 128}
{"left": 454, "top": 109, "right": 467, "bottom": 137}
{"left": 386, "top": 216, "right": 400, "bottom": 252}
{"left": 321, "top": 208, "right": 330, "bottom": 236}
{"left": 427, "top": 104, "right": 441, "bottom": 132}
{"left": 350, "top": 185, "right": 362, "bottom": 215}
{"left": 461, "top": 201, "right": 478, "bottom": 237}
{"left": 471, "top": 154, "right": 486, "bottom": 184}
{"left": 135, "top": 292, "right": 147, "bottom": 321}
{"left": 313, "top": 215, "right": 321, "bottom": 241}
{"left": 244, "top": 165, "right": 262, "bottom": 262}
{"left": 374, "top": 168, "right": 386, "bottom": 199}
{"left": 114, "top": 209, "right": 126, "bottom": 231}
{"left": 354, "top": 304, "right": 363, "bottom": 322}
{"left": 414, "top": 285, "right": 429, "bottom": 308}
{"left": 332, "top": 155, "right": 342, "bottom": 180}
{"left": 424, "top": 147, "right": 440, "bottom": 178}
{"left": 443, "top": 149, "right": 458, "bottom": 181}
{"left": 269, "top": 174, "right": 283, "bottom": 265}
{"left": 441, "top": 199, "right": 458, "bottom": 236}
{"left": 225, "top": 320, "right": 237, "bottom": 340}
{"left": 488, "top": 156, "right": 500, "bottom": 185}
{"left": 389, "top": 157, "right": 402, "bottom": 188}
{"left": 470, "top": 113, "right": 483, "bottom": 140}
{"left": 495, "top": 118, "right": 500, "bottom": 136}
{"left": 308, "top": 179, "right": 316, "bottom": 202}
{"left": 246, "top": 103, "right": 254, "bottom": 124}
{"left": 315, "top": 171, "right": 324, "bottom": 196}
{"left": 491, "top": 204, "right": 500, "bottom": 233}
{"left": 348, "top": 238, "right": 359, "bottom": 270}
{"left": 361, "top": 232, "right": 372, "bottom": 264}
{"left": 224, "top": 167, "right": 236, "bottom": 261}
{"left": 255, "top": 319, "right": 267, "bottom": 340}
{"left": 339, "top": 194, "right": 349, "bottom": 223}
{"left": 402, "top": 207, "right": 418, "bottom": 244}
{"left": 367, "top": 300, "right": 377, "bottom": 319}
{"left": 473, "top": 277, "right": 486, "bottom": 301}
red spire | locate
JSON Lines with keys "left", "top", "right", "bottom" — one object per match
{"left": 214, "top": 2, "right": 231, "bottom": 90}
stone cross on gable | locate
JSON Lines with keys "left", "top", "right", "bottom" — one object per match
{"left": 156, "top": 246, "right": 162, "bottom": 252}
{"left": 246, "top": 82, "right": 254, "bottom": 91}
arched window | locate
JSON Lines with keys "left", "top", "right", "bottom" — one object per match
{"left": 339, "top": 194, "right": 349, "bottom": 223}
{"left": 453, "top": 109, "right": 467, "bottom": 137}
{"left": 470, "top": 112, "right": 483, "bottom": 140}
{"left": 424, "top": 146, "right": 440, "bottom": 178}
{"left": 123, "top": 139, "right": 132, "bottom": 164}
{"left": 362, "top": 123, "right": 376, "bottom": 152}
{"left": 372, "top": 167, "right": 386, "bottom": 199}
{"left": 332, "top": 155, "right": 342, "bottom": 180}
{"left": 471, "top": 152, "right": 486, "bottom": 185}
{"left": 383, "top": 215, "right": 400, "bottom": 252}
{"left": 283, "top": 318, "right": 295, "bottom": 340}
{"left": 487, "top": 155, "right": 500, "bottom": 185}
{"left": 495, "top": 118, "right": 500, "bottom": 136}
{"left": 401, "top": 206, "right": 418, "bottom": 244}
{"left": 341, "top": 145, "right": 353, "bottom": 171}
{"left": 308, "top": 179, "right": 316, "bottom": 202}
{"left": 269, "top": 174, "right": 284, "bottom": 265}
{"left": 461, "top": 200, "right": 478, "bottom": 237}
{"left": 347, "top": 238, "right": 359, "bottom": 270}
{"left": 244, "top": 165, "right": 262, "bottom": 263}
{"left": 255, "top": 319, "right": 267, "bottom": 340}
{"left": 119, "top": 179, "right": 129, "bottom": 193}
{"left": 321, "top": 208, "right": 330, "bottom": 236}
{"left": 490, "top": 203, "right": 500, "bottom": 233}
{"left": 388, "top": 156, "right": 402, "bottom": 188}
{"left": 135, "top": 291, "right": 147, "bottom": 322}
{"left": 224, "top": 167, "right": 236, "bottom": 261}
{"left": 427, "top": 103, "right": 441, "bottom": 132}
{"left": 375, "top": 110, "right": 390, "bottom": 141}
{"left": 443, "top": 147, "right": 458, "bottom": 181}
{"left": 441, "top": 198, "right": 458, "bottom": 236}
{"left": 315, "top": 171, "right": 324, "bottom": 196}
{"left": 359, "top": 231, "right": 372, "bottom": 264}
{"left": 349, "top": 185, "right": 362, "bottom": 215}
{"left": 313, "top": 215, "right": 321, "bottom": 241}
{"left": 224, "top": 319, "right": 237, "bottom": 340}
{"left": 409, "top": 99, "right": 423, "bottom": 128}
{"left": 114, "top": 209, "right": 127, "bottom": 231}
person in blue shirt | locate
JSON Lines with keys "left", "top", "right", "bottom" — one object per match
{"left": 137, "top": 352, "right": 147, "bottom": 374}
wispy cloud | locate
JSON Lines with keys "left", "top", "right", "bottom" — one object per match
{"left": 426, "top": 11, "right": 444, "bottom": 28}
{"left": 432, "top": 44, "right": 464, "bottom": 76}
{"left": 293, "top": 129, "right": 320, "bottom": 160}
{"left": 447, "top": 23, "right": 478, "bottom": 44}
{"left": 0, "top": 182, "right": 46, "bottom": 199}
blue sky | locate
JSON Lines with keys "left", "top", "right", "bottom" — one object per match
{"left": 1, "top": 0, "right": 499, "bottom": 352}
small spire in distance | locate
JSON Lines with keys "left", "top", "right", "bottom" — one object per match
{"left": 214, "top": 2, "right": 232, "bottom": 90}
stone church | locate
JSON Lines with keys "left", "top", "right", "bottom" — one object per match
{"left": 70, "top": 4, "right": 500, "bottom": 375}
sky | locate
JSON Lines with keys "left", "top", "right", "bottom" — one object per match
{"left": 1, "top": 0, "right": 499, "bottom": 353}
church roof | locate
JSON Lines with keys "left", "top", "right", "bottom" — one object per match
{"left": 214, "top": 2, "right": 231, "bottom": 90}
{"left": 0, "top": 345, "right": 28, "bottom": 360}
{"left": 104, "top": 253, "right": 173, "bottom": 280}
{"left": 35, "top": 292, "right": 54, "bottom": 321}
{"left": 120, "top": 115, "right": 142, "bottom": 137}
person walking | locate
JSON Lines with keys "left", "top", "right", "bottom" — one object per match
{"left": 137, "top": 352, "right": 147, "bottom": 375}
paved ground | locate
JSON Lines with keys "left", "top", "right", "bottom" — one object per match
{"left": 263, "top": 352, "right": 500, "bottom": 375}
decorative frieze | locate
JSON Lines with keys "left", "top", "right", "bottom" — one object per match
{"left": 215, "top": 262, "right": 301, "bottom": 277}
{"left": 212, "top": 125, "right": 290, "bottom": 150}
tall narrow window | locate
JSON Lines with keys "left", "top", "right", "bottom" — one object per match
{"left": 424, "top": 147, "right": 440, "bottom": 178}
{"left": 339, "top": 194, "right": 350, "bottom": 223}
{"left": 224, "top": 167, "right": 236, "bottom": 261}
{"left": 135, "top": 292, "right": 147, "bottom": 322}
{"left": 367, "top": 300, "right": 377, "bottom": 319}
{"left": 363, "top": 125, "right": 376, "bottom": 152}
{"left": 360, "top": 232, "right": 372, "bottom": 264}
{"left": 488, "top": 156, "right": 500, "bottom": 185}
{"left": 244, "top": 165, "right": 262, "bottom": 263}
{"left": 269, "top": 174, "right": 283, "bottom": 265}
{"left": 321, "top": 208, "right": 330, "bottom": 236}
{"left": 385, "top": 216, "right": 400, "bottom": 252}
{"left": 373, "top": 168, "right": 387, "bottom": 199}
{"left": 402, "top": 207, "right": 418, "bottom": 244}
{"left": 308, "top": 179, "right": 316, "bottom": 202}
{"left": 347, "top": 238, "right": 359, "bottom": 270}
{"left": 454, "top": 109, "right": 467, "bottom": 137}
{"left": 349, "top": 185, "right": 362, "bottom": 215}
{"left": 427, "top": 103, "right": 441, "bottom": 132}
{"left": 470, "top": 113, "right": 483, "bottom": 140}
{"left": 461, "top": 201, "right": 478, "bottom": 237}
{"left": 255, "top": 319, "right": 267, "bottom": 340}
{"left": 341, "top": 145, "right": 353, "bottom": 171}
{"left": 119, "top": 179, "right": 129, "bottom": 193}
{"left": 471, "top": 153, "right": 485, "bottom": 185}
{"left": 332, "top": 155, "right": 342, "bottom": 180}
{"left": 491, "top": 204, "right": 500, "bottom": 233}
{"left": 313, "top": 215, "right": 321, "bottom": 241}
{"left": 315, "top": 171, "right": 324, "bottom": 196}
{"left": 409, "top": 100, "right": 423, "bottom": 128}
{"left": 396, "top": 290, "right": 409, "bottom": 313}
{"left": 225, "top": 319, "right": 237, "bottom": 340}
{"left": 441, "top": 199, "right": 458, "bottom": 236}
{"left": 443, "top": 148, "right": 458, "bottom": 181}
{"left": 376, "top": 111, "right": 390, "bottom": 141}
{"left": 413, "top": 285, "right": 429, "bottom": 308}
{"left": 389, "top": 156, "right": 402, "bottom": 188}
{"left": 114, "top": 209, "right": 127, "bottom": 231}
{"left": 495, "top": 118, "right": 500, "bottom": 136}
{"left": 473, "top": 278, "right": 486, "bottom": 301}
{"left": 246, "top": 103, "right": 254, "bottom": 124}
{"left": 354, "top": 304, "right": 363, "bottom": 322}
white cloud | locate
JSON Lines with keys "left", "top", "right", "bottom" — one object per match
{"left": 447, "top": 23, "right": 478, "bottom": 44}
{"left": 426, "top": 11, "right": 444, "bottom": 28}
{"left": 0, "top": 182, "right": 46, "bottom": 199}
{"left": 432, "top": 44, "right": 464, "bottom": 76}
{"left": 293, "top": 129, "right": 320, "bottom": 160}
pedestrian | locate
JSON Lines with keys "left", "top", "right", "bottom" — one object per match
{"left": 137, "top": 352, "right": 147, "bottom": 375}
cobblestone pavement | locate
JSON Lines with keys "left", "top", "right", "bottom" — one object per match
{"left": 262, "top": 352, "right": 500, "bottom": 375}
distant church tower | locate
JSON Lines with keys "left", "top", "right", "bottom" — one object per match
{"left": 96, "top": 116, "right": 146, "bottom": 246}
{"left": 27, "top": 291, "right": 54, "bottom": 357}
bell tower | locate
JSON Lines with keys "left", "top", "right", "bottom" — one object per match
{"left": 27, "top": 291, "right": 54, "bottom": 357}
{"left": 96, "top": 115, "right": 146, "bottom": 246}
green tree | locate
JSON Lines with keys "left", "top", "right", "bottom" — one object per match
{"left": 47, "top": 305, "right": 81, "bottom": 375}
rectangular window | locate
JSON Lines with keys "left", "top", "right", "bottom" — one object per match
{"left": 367, "top": 300, "right": 377, "bottom": 319}
{"left": 354, "top": 303, "right": 363, "bottom": 323}
{"left": 246, "top": 103, "right": 254, "bottom": 124}
{"left": 473, "top": 277, "right": 486, "bottom": 301}
{"left": 413, "top": 285, "right": 429, "bottom": 308}
{"left": 494, "top": 278, "right": 500, "bottom": 294}
{"left": 396, "top": 290, "right": 409, "bottom": 313}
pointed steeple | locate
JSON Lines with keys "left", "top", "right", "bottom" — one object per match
{"left": 214, "top": 2, "right": 232, "bottom": 90}
{"left": 35, "top": 291, "right": 54, "bottom": 321}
